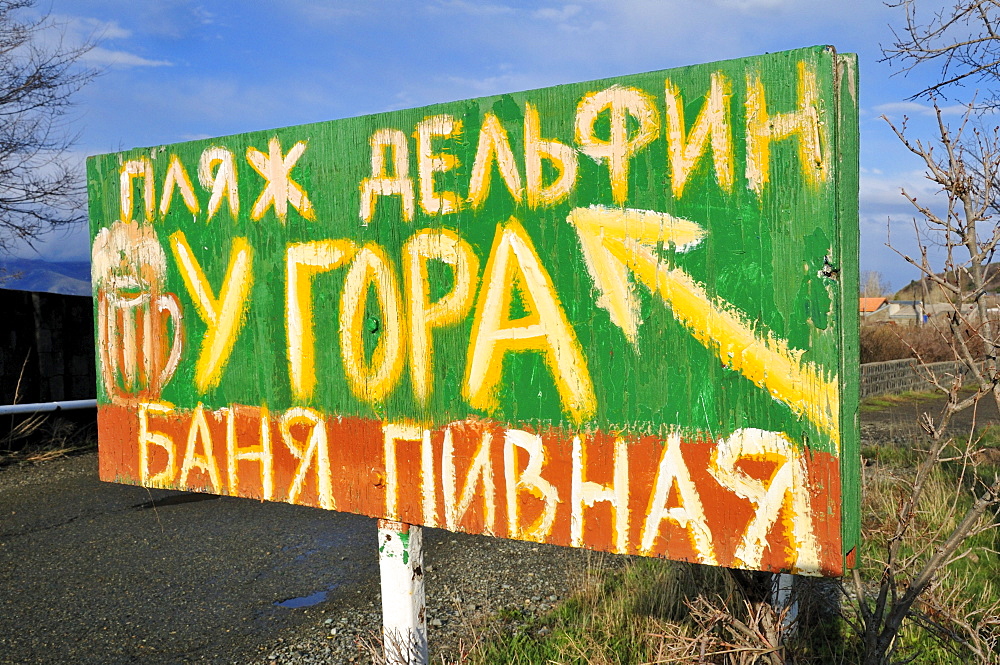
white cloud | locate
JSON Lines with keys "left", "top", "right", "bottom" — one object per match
{"left": 11, "top": 221, "right": 92, "bottom": 262}
{"left": 0, "top": 146, "right": 90, "bottom": 262}
{"left": 534, "top": 5, "right": 583, "bottom": 21}
{"left": 41, "top": 14, "right": 173, "bottom": 68}
{"left": 130, "top": 2, "right": 218, "bottom": 39}
{"left": 861, "top": 169, "right": 942, "bottom": 215}
{"left": 82, "top": 46, "right": 172, "bottom": 68}
{"left": 859, "top": 168, "right": 958, "bottom": 289}
{"left": 874, "top": 101, "right": 971, "bottom": 118}
{"left": 54, "top": 15, "right": 132, "bottom": 41}
{"left": 428, "top": 0, "right": 515, "bottom": 16}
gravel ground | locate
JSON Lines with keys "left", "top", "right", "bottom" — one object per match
{"left": 259, "top": 532, "right": 622, "bottom": 664}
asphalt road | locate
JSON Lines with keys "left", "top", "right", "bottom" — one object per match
{"left": 0, "top": 445, "right": 603, "bottom": 665}
{"left": 0, "top": 453, "right": 380, "bottom": 664}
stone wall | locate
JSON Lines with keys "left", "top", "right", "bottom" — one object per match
{"left": 860, "top": 358, "right": 973, "bottom": 398}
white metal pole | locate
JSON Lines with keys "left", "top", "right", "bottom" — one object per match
{"left": 0, "top": 399, "right": 97, "bottom": 415}
{"left": 377, "top": 519, "right": 427, "bottom": 665}
{"left": 771, "top": 572, "right": 798, "bottom": 635}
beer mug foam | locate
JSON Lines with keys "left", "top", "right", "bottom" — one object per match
{"left": 93, "top": 220, "right": 183, "bottom": 403}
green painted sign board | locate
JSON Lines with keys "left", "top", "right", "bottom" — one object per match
{"left": 89, "top": 45, "right": 859, "bottom": 576}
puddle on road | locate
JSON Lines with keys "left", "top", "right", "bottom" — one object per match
{"left": 274, "top": 585, "right": 338, "bottom": 609}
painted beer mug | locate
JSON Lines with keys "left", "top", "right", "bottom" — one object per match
{"left": 92, "top": 221, "right": 183, "bottom": 403}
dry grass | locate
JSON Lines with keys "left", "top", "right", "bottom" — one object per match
{"left": 441, "top": 558, "right": 807, "bottom": 665}
{"left": 851, "top": 435, "right": 1000, "bottom": 664}
{"left": 0, "top": 415, "right": 97, "bottom": 466}
{"left": 860, "top": 321, "right": 969, "bottom": 364}
{"left": 0, "top": 350, "right": 97, "bottom": 465}
{"left": 429, "top": 434, "right": 1000, "bottom": 665}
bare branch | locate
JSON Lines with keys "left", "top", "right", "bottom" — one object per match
{"left": 884, "top": 0, "right": 1000, "bottom": 107}
{"left": 0, "top": 0, "right": 96, "bottom": 252}
{"left": 860, "top": 82, "right": 1000, "bottom": 662}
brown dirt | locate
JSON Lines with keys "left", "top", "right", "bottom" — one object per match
{"left": 861, "top": 389, "right": 1000, "bottom": 446}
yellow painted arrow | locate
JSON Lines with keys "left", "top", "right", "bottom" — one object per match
{"left": 571, "top": 206, "right": 706, "bottom": 344}
{"left": 567, "top": 206, "right": 839, "bottom": 446}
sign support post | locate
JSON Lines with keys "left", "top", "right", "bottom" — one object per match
{"left": 771, "top": 573, "right": 798, "bottom": 635}
{"left": 377, "top": 520, "right": 428, "bottom": 665}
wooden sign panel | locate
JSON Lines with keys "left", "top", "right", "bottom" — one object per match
{"left": 89, "top": 46, "right": 859, "bottom": 576}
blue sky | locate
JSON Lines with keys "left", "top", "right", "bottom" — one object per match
{"left": 20, "top": 0, "right": 972, "bottom": 291}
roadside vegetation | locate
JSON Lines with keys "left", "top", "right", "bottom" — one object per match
{"left": 0, "top": 413, "right": 96, "bottom": 465}
{"left": 860, "top": 320, "right": 975, "bottom": 364}
{"left": 439, "top": 397, "right": 999, "bottom": 665}
{"left": 858, "top": 389, "right": 938, "bottom": 412}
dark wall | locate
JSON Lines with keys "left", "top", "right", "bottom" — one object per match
{"left": 0, "top": 289, "right": 95, "bottom": 405}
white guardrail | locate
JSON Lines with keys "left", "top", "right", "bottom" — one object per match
{"left": 0, "top": 399, "right": 97, "bottom": 416}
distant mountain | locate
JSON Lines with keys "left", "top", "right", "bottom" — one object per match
{"left": 0, "top": 257, "right": 90, "bottom": 296}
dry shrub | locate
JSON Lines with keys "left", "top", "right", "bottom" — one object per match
{"left": 0, "top": 415, "right": 96, "bottom": 465}
{"left": 850, "top": 436, "right": 1000, "bottom": 665}
{"left": 860, "top": 321, "right": 976, "bottom": 363}
{"left": 861, "top": 324, "right": 913, "bottom": 363}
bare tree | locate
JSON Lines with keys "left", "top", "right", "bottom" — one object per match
{"left": 884, "top": 0, "right": 1000, "bottom": 107}
{"left": 862, "top": 270, "right": 894, "bottom": 298}
{"left": 839, "top": 5, "right": 1000, "bottom": 661}
{"left": 0, "top": 0, "right": 94, "bottom": 253}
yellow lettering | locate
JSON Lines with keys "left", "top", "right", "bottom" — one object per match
{"left": 467, "top": 113, "right": 522, "bottom": 208}
{"left": 415, "top": 114, "right": 462, "bottom": 215}
{"left": 465, "top": 218, "right": 595, "bottom": 423}
{"left": 225, "top": 405, "right": 273, "bottom": 500}
{"left": 280, "top": 407, "right": 333, "bottom": 510}
{"left": 246, "top": 138, "right": 315, "bottom": 222}
{"left": 641, "top": 432, "right": 717, "bottom": 565}
{"left": 665, "top": 72, "right": 733, "bottom": 197}
{"left": 709, "top": 428, "right": 819, "bottom": 574}
{"left": 198, "top": 147, "right": 239, "bottom": 220}
{"left": 340, "top": 244, "right": 406, "bottom": 403}
{"left": 285, "top": 240, "right": 357, "bottom": 400}
{"left": 442, "top": 427, "right": 496, "bottom": 533}
{"left": 139, "top": 401, "right": 176, "bottom": 486}
{"left": 571, "top": 435, "right": 630, "bottom": 552}
{"left": 504, "top": 429, "right": 558, "bottom": 542}
{"left": 179, "top": 403, "right": 222, "bottom": 492}
{"left": 575, "top": 86, "right": 659, "bottom": 205}
{"left": 403, "top": 229, "right": 479, "bottom": 404}
{"left": 169, "top": 231, "right": 254, "bottom": 392}
{"left": 382, "top": 424, "right": 436, "bottom": 524}
{"left": 359, "top": 128, "right": 415, "bottom": 225}
{"left": 524, "top": 102, "right": 577, "bottom": 207}
{"left": 159, "top": 154, "right": 200, "bottom": 216}
{"left": 745, "top": 61, "right": 827, "bottom": 194}
{"left": 120, "top": 157, "right": 154, "bottom": 221}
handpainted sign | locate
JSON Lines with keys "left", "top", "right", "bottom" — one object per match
{"left": 89, "top": 46, "right": 859, "bottom": 577}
